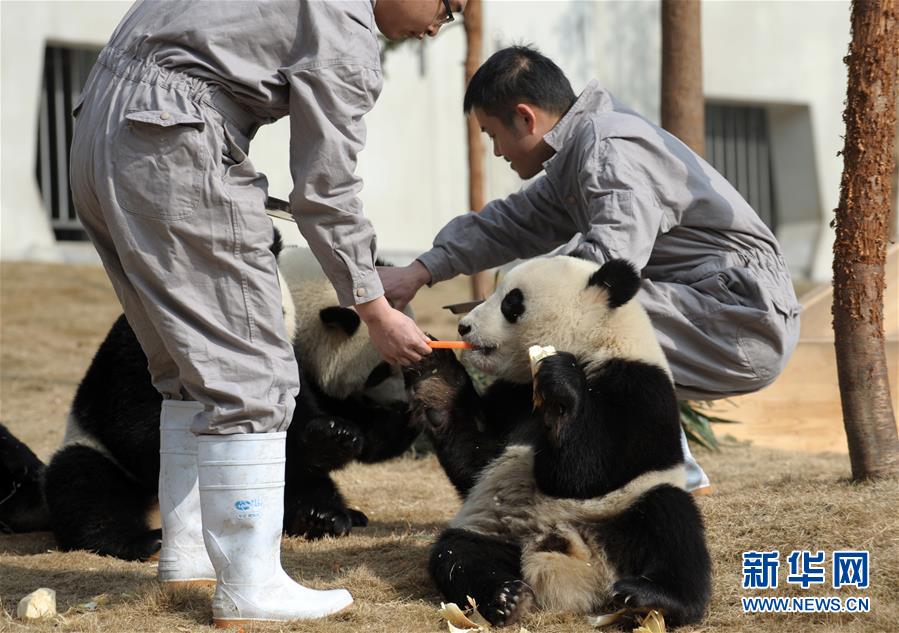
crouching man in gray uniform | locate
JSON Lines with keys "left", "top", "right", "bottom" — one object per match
{"left": 381, "top": 46, "right": 801, "bottom": 496}
{"left": 70, "top": 0, "right": 465, "bottom": 625}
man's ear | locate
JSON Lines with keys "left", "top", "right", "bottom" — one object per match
{"left": 515, "top": 103, "right": 539, "bottom": 135}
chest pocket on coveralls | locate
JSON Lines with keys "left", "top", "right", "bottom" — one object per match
{"left": 113, "top": 110, "right": 207, "bottom": 222}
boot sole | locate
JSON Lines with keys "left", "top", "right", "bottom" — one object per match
{"left": 162, "top": 579, "right": 217, "bottom": 588}
{"left": 212, "top": 602, "right": 353, "bottom": 628}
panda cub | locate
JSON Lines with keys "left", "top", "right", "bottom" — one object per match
{"left": 405, "top": 256, "right": 711, "bottom": 627}
{"left": 40, "top": 236, "right": 416, "bottom": 561}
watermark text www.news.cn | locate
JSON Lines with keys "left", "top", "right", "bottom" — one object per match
{"left": 741, "top": 550, "right": 870, "bottom": 614}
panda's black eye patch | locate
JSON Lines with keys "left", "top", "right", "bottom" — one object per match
{"left": 501, "top": 288, "right": 525, "bottom": 324}
{"left": 364, "top": 361, "right": 392, "bottom": 389}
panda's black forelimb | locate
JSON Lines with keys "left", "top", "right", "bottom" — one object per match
{"left": 429, "top": 528, "right": 536, "bottom": 627}
{"left": 282, "top": 471, "right": 368, "bottom": 539}
{"left": 533, "top": 355, "right": 684, "bottom": 499}
{"left": 404, "top": 349, "right": 518, "bottom": 497}
{"left": 531, "top": 351, "right": 609, "bottom": 499}
{"left": 44, "top": 445, "right": 161, "bottom": 560}
{"left": 0, "top": 423, "right": 51, "bottom": 533}
{"left": 294, "top": 415, "right": 364, "bottom": 472}
{"left": 293, "top": 366, "right": 418, "bottom": 467}
{"left": 355, "top": 399, "right": 420, "bottom": 463}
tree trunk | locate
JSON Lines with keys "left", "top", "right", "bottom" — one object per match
{"left": 463, "top": 0, "right": 491, "bottom": 300}
{"left": 833, "top": 0, "right": 899, "bottom": 481}
{"left": 660, "top": 0, "right": 704, "bottom": 156}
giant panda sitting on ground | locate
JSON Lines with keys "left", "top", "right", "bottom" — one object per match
{"left": 39, "top": 232, "right": 417, "bottom": 561}
{"left": 404, "top": 256, "right": 711, "bottom": 628}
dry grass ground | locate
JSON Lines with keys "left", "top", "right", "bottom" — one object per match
{"left": 1, "top": 261, "right": 897, "bottom": 633}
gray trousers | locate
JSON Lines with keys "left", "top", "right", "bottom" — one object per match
{"left": 639, "top": 259, "right": 801, "bottom": 402}
{"left": 554, "top": 241, "right": 801, "bottom": 401}
{"left": 71, "top": 48, "right": 298, "bottom": 434}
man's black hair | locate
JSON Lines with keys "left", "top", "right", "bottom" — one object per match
{"left": 463, "top": 45, "right": 576, "bottom": 125}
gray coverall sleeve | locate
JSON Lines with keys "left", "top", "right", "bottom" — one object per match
{"left": 287, "top": 63, "right": 383, "bottom": 307}
{"left": 563, "top": 138, "right": 672, "bottom": 270}
{"left": 417, "top": 175, "right": 577, "bottom": 283}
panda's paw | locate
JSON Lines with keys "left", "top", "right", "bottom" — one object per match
{"left": 611, "top": 576, "right": 667, "bottom": 612}
{"left": 122, "top": 528, "right": 162, "bottom": 562}
{"left": 403, "top": 349, "right": 469, "bottom": 434}
{"left": 403, "top": 347, "right": 467, "bottom": 390}
{"left": 301, "top": 416, "right": 364, "bottom": 467}
{"left": 484, "top": 579, "right": 535, "bottom": 627}
{"left": 286, "top": 505, "right": 367, "bottom": 540}
{"left": 535, "top": 352, "right": 585, "bottom": 429}
{"left": 348, "top": 508, "right": 369, "bottom": 527}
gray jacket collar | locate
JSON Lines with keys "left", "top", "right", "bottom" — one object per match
{"left": 543, "top": 79, "right": 612, "bottom": 154}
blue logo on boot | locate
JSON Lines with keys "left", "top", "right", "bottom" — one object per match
{"left": 234, "top": 498, "right": 263, "bottom": 519}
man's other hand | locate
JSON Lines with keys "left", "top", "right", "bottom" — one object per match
{"left": 378, "top": 260, "right": 431, "bottom": 311}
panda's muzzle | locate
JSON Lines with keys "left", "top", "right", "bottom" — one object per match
{"left": 467, "top": 342, "right": 496, "bottom": 356}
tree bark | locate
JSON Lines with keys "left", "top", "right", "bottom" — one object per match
{"left": 833, "top": 0, "right": 899, "bottom": 481}
{"left": 463, "top": 0, "right": 491, "bottom": 300}
{"left": 661, "top": 0, "right": 704, "bottom": 156}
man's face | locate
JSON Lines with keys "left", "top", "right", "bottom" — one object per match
{"left": 374, "top": 0, "right": 467, "bottom": 41}
{"left": 474, "top": 107, "right": 551, "bottom": 180}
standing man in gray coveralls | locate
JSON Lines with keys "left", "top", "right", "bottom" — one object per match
{"left": 70, "top": 0, "right": 465, "bottom": 625}
{"left": 381, "top": 46, "right": 802, "bottom": 496}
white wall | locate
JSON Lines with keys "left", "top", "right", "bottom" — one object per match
{"left": 702, "top": 0, "right": 851, "bottom": 279}
{"left": 0, "top": 0, "right": 131, "bottom": 261}
{"left": 0, "top": 0, "right": 856, "bottom": 282}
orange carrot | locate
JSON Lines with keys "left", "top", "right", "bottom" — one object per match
{"left": 427, "top": 340, "right": 473, "bottom": 350}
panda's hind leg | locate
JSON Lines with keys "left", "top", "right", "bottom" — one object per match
{"left": 44, "top": 445, "right": 160, "bottom": 561}
{"left": 604, "top": 486, "right": 711, "bottom": 626}
{"left": 611, "top": 576, "right": 700, "bottom": 626}
{"left": 430, "top": 528, "right": 535, "bottom": 627}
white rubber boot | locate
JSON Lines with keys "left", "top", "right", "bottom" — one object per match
{"left": 197, "top": 432, "right": 353, "bottom": 627}
{"left": 158, "top": 400, "right": 217, "bottom": 586}
{"left": 681, "top": 428, "right": 713, "bottom": 495}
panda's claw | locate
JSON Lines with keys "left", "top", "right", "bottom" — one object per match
{"left": 402, "top": 347, "right": 466, "bottom": 388}
{"left": 286, "top": 504, "right": 361, "bottom": 539}
{"left": 484, "top": 580, "right": 535, "bottom": 627}
{"left": 301, "top": 416, "right": 364, "bottom": 468}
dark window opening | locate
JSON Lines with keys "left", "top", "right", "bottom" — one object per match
{"left": 35, "top": 45, "right": 99, "bottom": 242}
{"left": 704, "top": 103, "right": 778, "bottom": 231}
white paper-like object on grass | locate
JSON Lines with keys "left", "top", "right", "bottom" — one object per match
{"left": 17, "top": 587, "right": 57, "bottom": 619}
{"left": 438, "top": 596, "right": 495, "bottom": 632}
{"left": 587, "top": 607, "right": 627, "bottom": 628}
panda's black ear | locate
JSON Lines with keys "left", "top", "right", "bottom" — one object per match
{"left": 269, "top": 227, "right": 284, "bottom": 260}
{"left": 587, "top": 259, "right": 641, "bottom": 308}
{"left": 319, "top": 307, "right": 361, "bottom": 336}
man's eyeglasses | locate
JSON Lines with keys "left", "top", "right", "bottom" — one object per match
{"left": 438, "top": 0, "right": 455, "bottom": 25}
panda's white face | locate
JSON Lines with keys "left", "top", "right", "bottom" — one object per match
{"left": 458, "top": 256, "right": 669, "bottom": 383}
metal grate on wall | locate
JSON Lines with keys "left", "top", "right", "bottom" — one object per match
{"left": 704, "top": 103, "right": 777, "bottom": 230}
{"left": 35, "top": 45, "right": 99, "bottom": 241}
